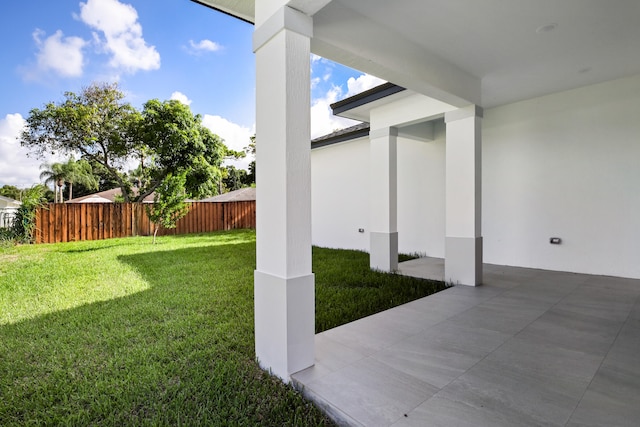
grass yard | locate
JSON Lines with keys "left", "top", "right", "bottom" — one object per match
{"left": 0, "top": 230, "right": 446, "bottom": 426}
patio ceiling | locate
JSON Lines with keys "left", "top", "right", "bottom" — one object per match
{"left": 195, "top": 0, "right": 640, "bottom": 108}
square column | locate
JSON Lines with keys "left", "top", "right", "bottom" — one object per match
{"left": 444, "top": 105, "right": 483, "bottom": 286}
{"left": 369, "top": 126, "right": 398, "bottom": 271}
{"left": 253, "top": 6, "right": 314, "bottom": 381}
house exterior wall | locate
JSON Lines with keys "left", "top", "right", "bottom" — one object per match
{"left": 483, "top": 73, "right": 640, "bottom": 279}
{"left": 311, "top": 128, "right": 446, "bottom": 256}
{"left": 0, "top": 197, "right": 21, "bottom": 228}
{"left": 0, "top": 208, "right": 18, "bottom": 228}
{"left": 311, "top": 73, "right": 640, "bottom": 279}
{"left": 311, "top": 137, "right": 370, "bottom": 251}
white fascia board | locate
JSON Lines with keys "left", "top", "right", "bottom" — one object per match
{"left": 335, "top": 90, "right": 414, "bottom": 122}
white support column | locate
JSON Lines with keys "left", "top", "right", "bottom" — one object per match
{"left": 369, "top": 126, "right": 398, "bottom": 271}
{"left": 444, "top": 105, "right": 483, "bottom": 286}
{"left": 253, "top": 6, "right": 314, "bottom": 381}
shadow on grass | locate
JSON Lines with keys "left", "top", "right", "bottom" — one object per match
{"left": 0, "top": 240, "right": 333, "bottom": 426}
{"left": 0, "top": 236, "right": 445, "bottom": 426}
{"left": 56, "top": 244, "right": 127, "bottom": 253}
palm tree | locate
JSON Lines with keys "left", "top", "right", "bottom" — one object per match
{"left": 39, "top": 162, "right": 66, "bottom": 203}
{"left": 128, "top": 164, "right": 147, "bottom": 190}
{"left": 40, "top": 157, "right": 98, "bottom": 202}
{"left": 63, "top": 158, "right": 98, "bottom": 201}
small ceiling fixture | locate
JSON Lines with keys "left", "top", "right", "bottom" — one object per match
{"left": 536, "top": 23, "right": 558, "bottom": 34}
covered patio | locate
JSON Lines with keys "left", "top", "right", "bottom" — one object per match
{"left": 292, "top": 260, "right": 640, "bottom": 426}
{"left": 192, "top": 2, "right": 640, "bottom": 423}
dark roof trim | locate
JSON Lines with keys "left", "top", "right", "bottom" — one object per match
{"left": 190, "top": 0, "right": 255, "bottom": 25}
{"left": 311, "top": 123, "right": 370, "bottom": 149}
{"left": 331, "top": 83, "right": 406, "bottom": 115}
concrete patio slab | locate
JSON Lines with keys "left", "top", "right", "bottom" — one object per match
{"left": 292, "top": 258, "right": 640, "bottom": 427}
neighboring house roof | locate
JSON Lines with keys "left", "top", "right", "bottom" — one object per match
{"left": 200, "top": 187, "right": 256, "bottom": 202}
{"left": 75, "top": 195, "right": 114, "bottom": 203}
{"left": 311, "top": 122, "right": 370, "bottom": 149}
{"left": 66, "top": 188, "right": 155, "bottom": 203}
{"left": 313, "top": 82, "right": 446, "bottom": 149}
{"left": 311, "top": 83, "right": 409, "bottom": 149}
{"left": 0, "top": 195, "right": 22, "bottom": 208}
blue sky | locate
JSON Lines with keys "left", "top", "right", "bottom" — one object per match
{"left": 0, "top": 0, "right": 383, "bottom": 189}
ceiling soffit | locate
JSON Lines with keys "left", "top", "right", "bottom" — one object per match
{"left": 194, "top": 0, "right": 640, "bottom": 108}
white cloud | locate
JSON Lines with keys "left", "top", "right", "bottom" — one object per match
{"left": 310, "top": 86, "right": 359, "bottom": 140}
{"left": 170, "top": 91, "right": 192, "bottom": 106}
{"left": 309, "top": 73, "right": 386, "bottom": 139}
{"left": 78, "top": 0, "right": 160, "bottom": 74}
{"left": 186, "top": 39, "right": 222, "bottom": 55}
{"left": 28, "top": 29, "right": 86, "bottom": 78}
{"left": 0, "top": 114, "right": 44, "bottom": 188}
{"left": 346, "top": 73, "right": 386, "bottom": 97}
{"left": 311, "top": 76, "right": 321, "bottom": 91}
{"left": 201, "top": 115, "right": 253, "bottom": 170}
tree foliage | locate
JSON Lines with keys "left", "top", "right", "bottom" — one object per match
{"left": 221, "top": 166, "right": 247, "bottom": 192}
{"left": 62, "top": 157, "right": 99, "bottom": 201}
{"left": 21, "top": 82, "right": 136, "bottom": 201}
{"left": 245, "top": 135, "right": 256, "bottom": 186}
{"left": 145, "top": 173, "right": 190, "bottom": 244}
{"left": 0, "top": 185, "right": 22, "bottom": 201}
{"left": 40, "top": 157, "right": 98, "bottom": 202}
{"left": 10, "top": 185, "right": 47, "bottom": 243}
{"left": 39, "top": 162, "right": 67, "bottom": 203}
{"left": 133, "top": 99, "right": 226, "bottom": 202}
{"left": 21, "top": 83, "right": 229, "bottom": 208}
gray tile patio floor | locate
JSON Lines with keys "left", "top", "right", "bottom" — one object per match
{"left": 292, "top": 258, "right": 640, "bottom": 427}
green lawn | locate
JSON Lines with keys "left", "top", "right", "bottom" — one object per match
{"left": 0, "top": 230, "right": 446, "bottom": 426}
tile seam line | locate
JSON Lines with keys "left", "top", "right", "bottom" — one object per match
{"left": 563, "top": 290, "right": 640, "bottom": 426}
{"left": 373, "top": 282, "right": 516, "bottom": 421}
{"left": 416, "top": 277, "right": 576, "bottom": 411}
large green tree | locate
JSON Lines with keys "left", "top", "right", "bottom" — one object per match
{"left": 21, "top": 83, "right": 139, "bottom": 201}
{"left": 21, "top": 83, "right": 228, "bottom": 204}
{"left": 134, "top": 99, "right": 226, "bottom": 201}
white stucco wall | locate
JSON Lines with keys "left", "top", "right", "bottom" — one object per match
{"left": 311, "top": 138, "right": 370, "bottom": 251}
{"left": 396, "top": 127, "right": 446, "bottom": 257}
{"left": 311, "top": 128, "right": 447, "bottom": 256}
{"left": 483, "top": 74, "right": 640, "bottom": 279}
{"left": 311, "top": 73, "right": 640, "bottom": 279}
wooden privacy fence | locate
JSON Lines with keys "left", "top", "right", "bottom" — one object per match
{"left": 34, "top": 201, "right": 256, "bottom": 244}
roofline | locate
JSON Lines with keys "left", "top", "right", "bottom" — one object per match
{"left": 311, "top": 125, "right": 370, "bottom": 149}
{"left": 189, "top": 0, "right": 255, "bottom": 25}
{"left": 0, "top": 195, "right": 21, "bottom": 203}
{"left": 330, "top": 83, "right": 406, "bottom": 116}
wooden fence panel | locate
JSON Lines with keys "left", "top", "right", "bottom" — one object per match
{"left": 33, "top": 201, "right": 256, "bottom": 244}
